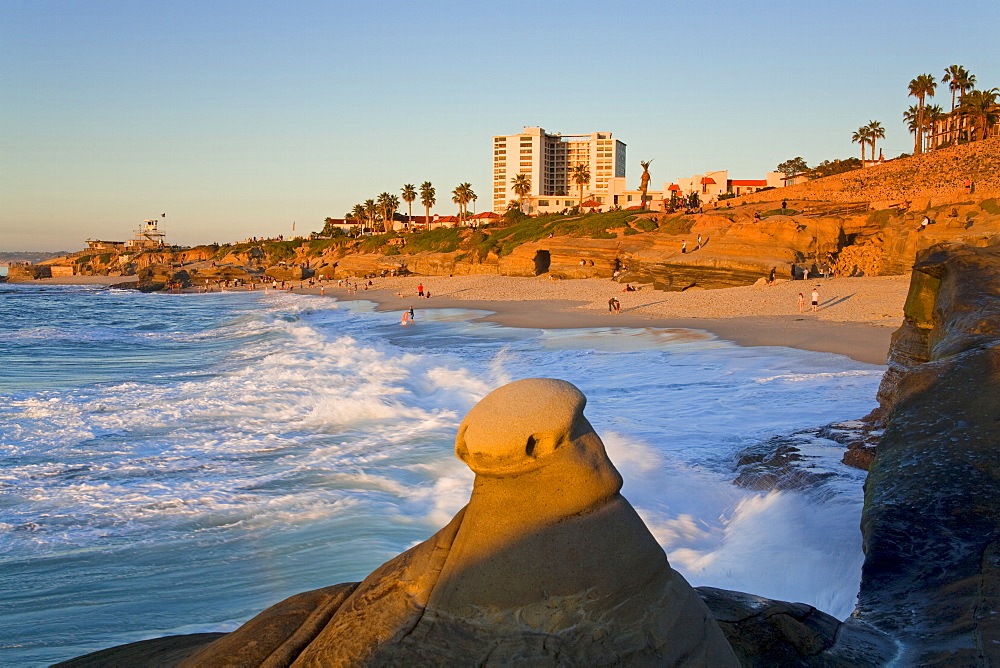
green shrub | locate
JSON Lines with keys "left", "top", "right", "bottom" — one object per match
{"left": 401, "top": 227, "right": 464, "bottom": 254}
{"left": 383, "top": 246, "right": 401, "bottom": 256}
{"left": 262, "top": 240, "right": 303, "bottom": 262}
{"left": 623, "top": 227, "right": 640, "bottom": 235}
{"left": 308, "top": 238, "right": 349, "bottom": 254}
{"left": 358, "top": 234, "right": 394, "bottom": 254}
{"left": 658, "top": 216, "right": 696, "bottom": 235}
{"left": 633, "top": 218, "right": 657, "bottom": 232}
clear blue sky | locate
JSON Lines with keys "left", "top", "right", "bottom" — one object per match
{"left": 2, "top": 0, "right": 998, "bottom": 251}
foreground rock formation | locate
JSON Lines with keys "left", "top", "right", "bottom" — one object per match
{"left": 63, "top": 379, "right": 739, "bottom": 666}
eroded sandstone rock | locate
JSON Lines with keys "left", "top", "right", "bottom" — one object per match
{"left": 183, "top": 378, "right": 739, "bottom": 666}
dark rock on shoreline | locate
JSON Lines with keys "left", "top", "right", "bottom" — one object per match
{"left": 857, "top": 240, "right": 1000, "bottom": 664}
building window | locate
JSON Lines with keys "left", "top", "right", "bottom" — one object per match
{"left": 538, "top": 200, "right": 549, "bottom": 206}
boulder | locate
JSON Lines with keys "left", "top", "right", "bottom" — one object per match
{"left": 264, "top": 265, "right": 310, "bottom": 281}
{"left": 697, "top": 587, "right": 892, "bottom": 666}
{"left": 182, "top": 378, "right": 739, "bottom": 666}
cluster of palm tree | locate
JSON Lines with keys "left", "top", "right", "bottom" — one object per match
{"left": 903, "top": 66, "right": 997, "bottom": 153}
{"left": 343, "top": 181, "right": 478, "bottom": 233}
{"left": 346, "top": 192, "right": 401, "bottom": 233}
{"left": 851, "top": 121, "right": 885, "bottom": 162}
{"left": 451, "top": 183, "right": 477, "bottom": 218}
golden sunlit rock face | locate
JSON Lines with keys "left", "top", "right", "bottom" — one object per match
{"left": 183, "top": 378, "right": 738, "bottom": 666}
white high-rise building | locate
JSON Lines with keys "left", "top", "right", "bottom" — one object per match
{"left": 492, "top": 127, "right": 626, "bottom": 212}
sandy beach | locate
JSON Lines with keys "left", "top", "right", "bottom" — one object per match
{"left": 19, "top": 273, "right": 910, "bottom": 365}
{"left": 300, "top": 274, "right": 910, "bottom": 365}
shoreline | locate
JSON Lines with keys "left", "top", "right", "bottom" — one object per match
{"left": 305, "top": 275, "right": 906, "bottom": 366}
{"left": 18, "top": 274, "right": 908, "bottom": 365}
{"left": 335, "top": 293, "right": 894, "bottom": 366}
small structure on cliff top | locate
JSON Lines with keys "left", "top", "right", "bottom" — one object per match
{"left": 86, "top": 219, "right": 168, "bottom": 252}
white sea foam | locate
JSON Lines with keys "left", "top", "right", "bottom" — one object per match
{"left": 0, "top": 286, "right": 884, "bottom": 664}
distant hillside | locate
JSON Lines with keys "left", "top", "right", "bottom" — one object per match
{"left": 0, "top": 251, "right": 73, "bottom": 265}
{"left": 738, "top": 136, "right": 1000, "bottom": 205}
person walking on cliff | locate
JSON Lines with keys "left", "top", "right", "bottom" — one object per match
{"left": 811, "top": 287, "right": 820, "bottom": 313}
{"left": 681, "top": 241, "right": 687, "bottom": 254}
{"left": 768, "top": 267, "right": 776, "bottom": 285}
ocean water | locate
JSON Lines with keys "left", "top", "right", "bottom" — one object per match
{"left": 0, "top": 284, "right": 883, "bottom": 665}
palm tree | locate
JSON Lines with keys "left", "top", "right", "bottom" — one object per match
{"left": 419, "top": 181, "right": 435, "bottom": 228}
{"left": 451, "top": 182, "right": 475, "bottom": 219}
{"left": 401, "top": 184, "right": 416, "bottom": 224}
{"left": 852, "top": 127, "right": 869, "bottom": 162}
{"left": 376, "top": 193, "right": 390, "bottom": 232}
{"left": 942, "top": 65, "right": 973, "bottom": 111}
{"left": 960, "top": 88, "right": 1000, "bottom": 141}
{"left": 363, "top": 199, "right": 377, "bottom": 232}
{"left": 377, "top": 192, "right": 400, "bottom": 232}
{"left": 638, "top": 160, "right": 652, "bottom": 210}
{"left": 908, "top": 74, "right": 937, "bottom": 154}
{"left": 866, "top": 120, "right": 885, "bottom": 161}
{"left": 923, "top": 104, "right": 945, "bottom": 150}
{"left": 388, "top": 194, "right": 400, "bottom": 230}
{"left": 903, "top": 105, "right": 921, "bottom": 154}
{"left": 570, "top": 164, "right": 590, "bottom": 210}
{"left": 350, "top": 203, "right": 365, "bottom": 226}
{"left": 510, "top": 173, "right": 531, "bottom": 211}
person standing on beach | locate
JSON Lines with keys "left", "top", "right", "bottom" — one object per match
{"left": 811, "top": 287, "right": 820, "bottom": 312}
{"left": 681, "top": 241, "right": 687, "bottom": 253}
{"left": 798, "top": 293, "right": 805, "bottom": 312}
{"left": 417, "top": 283, "right": 424, "bottom": 297}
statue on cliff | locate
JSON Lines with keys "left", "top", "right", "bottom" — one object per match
{"left": 639, "top": 160, "right": 653, "bottom": 210}
{"left": 178, "top": 378, "right": 738, "bottom": 666}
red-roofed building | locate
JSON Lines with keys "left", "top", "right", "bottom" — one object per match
{"left": 729, "top": 179, "right": 770, "bottom": 196}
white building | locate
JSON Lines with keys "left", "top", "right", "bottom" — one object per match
{"left": 492, "top": 127, "right": 626, "bottom": 212}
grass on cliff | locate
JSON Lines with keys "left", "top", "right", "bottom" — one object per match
{"left": 476, "top": 210, "right": 656, "bottom": 257}
{"left": 401, "top": 228, "right": 465, "bottom": 254}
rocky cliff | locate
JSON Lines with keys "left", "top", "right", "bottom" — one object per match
{"left": 853, "top": 240, "right": 1000, "bottom": 664}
